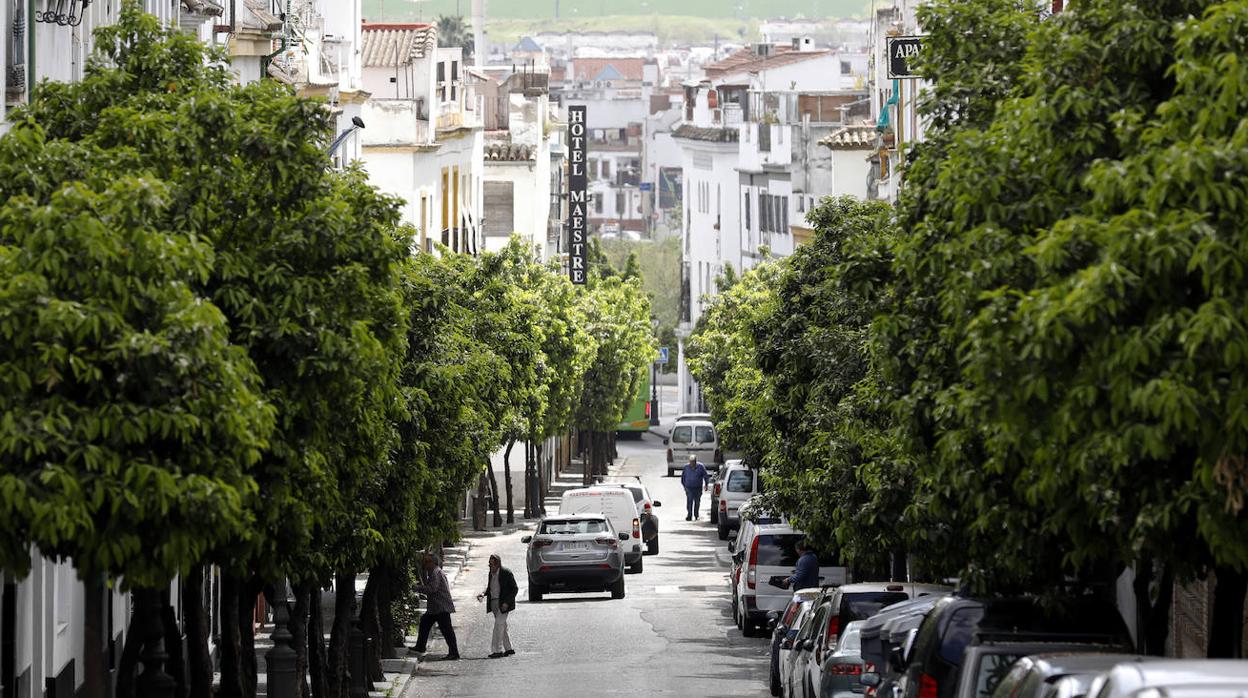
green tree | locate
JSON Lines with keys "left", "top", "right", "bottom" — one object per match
{"left": 437, "top": 15, "right": 475, "bottom": 58}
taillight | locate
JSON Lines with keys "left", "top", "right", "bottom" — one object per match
{"left": 719, "top": 499, "right": 727, "bottom": 512}
{"left": 918, "top": 672, "right": 937, "bottom": 698}
{"left": 533, "top": 539, "right": 554, "bottom": 548}
{"left": 825, "top": 616, "right": 840, "bottom": 644}
{"left": 746, "top": 536, "right": 760, "bottom": 589}
{"left": 632, "top": 518, "right": 641, "bottom": 538}
{"left": 666, "top": 448, "right": 673, "bottom": 462}
{"left": 829, "top": 664, "right": 861, "bottom": 675}
{"left": 595, "top": 537, "right": 618, "bottom": 547}
{"left": 713, "top": 483, "right": 721, "bottom": 496}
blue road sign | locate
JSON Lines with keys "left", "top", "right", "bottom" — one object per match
{"left": 658, "top": 347, "right": 670, "bottom": 364}
{"left": 640, "top": 182, "right": 654, "bottom": 192}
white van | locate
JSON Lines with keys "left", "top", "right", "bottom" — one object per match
{"left": 729, "top": 520, "right": 849, "bottom": 637}
{"left": 559, "top": 486, "right": 645, "bottom": 573}
{"left": 665, "top": 420, "right": 723, "bottom": 477}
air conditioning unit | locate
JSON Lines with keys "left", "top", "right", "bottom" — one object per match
{"left": 754, "top": 43, "right": 772, "bottom": 58}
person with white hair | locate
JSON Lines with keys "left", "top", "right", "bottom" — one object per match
{"left": 411, "top": 554, "right": 460, "bottom": 660}
{"left": 476, "top": 554, "right": 519, "bottom": 658}
{"left": 680, "top": 454, "right": 711, "bottom": 520}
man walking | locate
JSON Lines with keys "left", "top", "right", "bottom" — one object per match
{"left": 411, "top": 554, "right": 460, "bottom": 660}
{"left": 680, "top": 454, "right": 710, "bottom": 520}
{"left": 476, "top": 554, "right": 518, "bottom": 658}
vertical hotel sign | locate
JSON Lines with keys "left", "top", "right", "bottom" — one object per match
{"left": 567, "top": 105, "right": 588, "bottom": 284}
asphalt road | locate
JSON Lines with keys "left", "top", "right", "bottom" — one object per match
{"left": 405, "top": 430, "right": 772, "bottom": 697}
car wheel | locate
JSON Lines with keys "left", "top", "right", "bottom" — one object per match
{"left": 769, "top": 664, "right": 781, "bottom": 697}
{"left": 742, "top": 617, "right": 759, "bottom": 638}
{"left": 628, "top": 556, "right": 644, "bottom": 574}
{"left": 804, "top": 677, "right": 814, "bottom": 698}
{"left": 528, "top": 584, "right": 543, "bottom": 603}
{"left": 666, "top": 467, "right": 674, "bottom": 477}
{"left": 646, "top": 536, "right": 659, "bottom": 555}
{"left": 717, "top": 522, "right": 730, "bottom": 540}
{"left": 610, "top": 576, "right": 626, "bottom": 599}
{"left": 710, "top": 507, "right": 719, "bottom": 524}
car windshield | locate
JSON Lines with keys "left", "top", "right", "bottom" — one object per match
{"left": 694, "top": 426, "right": 715, "bottom": 442}
{"left": 844, "top": 592, "right": 911, "bottom": 622}
{"left": 540, "top": 519, "right": 608, "bottom": 535}
{"left": 672, "top": 426, "right": 692, "bottom": 443}
{"left": 726, "top": 470, "right": 753, "bottom": 493}
{"left": 971, "top": 652, "right": 1023, "bottom": 698}
{"left": 624, "top": 486, "right": 645, "bottom": 503}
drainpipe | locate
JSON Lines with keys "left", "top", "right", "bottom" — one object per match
{"left": 26, "top": 0, "right": 34, "bottom": 96}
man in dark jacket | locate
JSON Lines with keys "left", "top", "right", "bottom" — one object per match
{"left": 680, "top": 454, "right": 711, "bottom": 520}
{"left": 412, "top": 554, "right": 460, "bottom": 660}
{"left": 476, "top": 554, "right": 518, "bottom": 658}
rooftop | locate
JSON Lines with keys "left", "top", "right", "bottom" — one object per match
{"left": 704, "top": 46, "right": 832, "bottom": 80}
{"left": 672, "top": 124, "right": 739, "bottom": 143}
{"left": 570, "top": 57, "right": 646, "bottom": 82}
{"left": 360, "top": 23, "right": 438, "bottom": 67}
{"left": 820, "top": 124, "right": 878, "bottom": 150}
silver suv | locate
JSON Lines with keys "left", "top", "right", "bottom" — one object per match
{"left": 522, "top": 514, "right": 628, "bottom": 602}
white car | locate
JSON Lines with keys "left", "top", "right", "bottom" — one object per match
{"left": 715, "top": 461, "right": 760, "bottom": 540}
{"left": 665, "top": 420, "right": 723, "bottom": 477}
{"left": 559, "top": 486, "right": 645, "bottom": 573}
{"left": 1086, "top": 659, "right": 1248, "bottom": 698}
{"left": 729, "top": 520, "right": 849, "bottom": 637}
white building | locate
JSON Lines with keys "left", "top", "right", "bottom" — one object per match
{"left": 673, "top": 41, "right": 873, "bottom": 413}
{"left": 359, "top": 22, "right": 485, "bottom": 254}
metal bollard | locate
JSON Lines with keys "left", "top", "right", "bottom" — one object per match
{"left": 265, "top": 592, "right": 298, "bottom": 698}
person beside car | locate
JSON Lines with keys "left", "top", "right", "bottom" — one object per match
{"left": 783, "top": 538, "right": 819, "bottom": 590}
{"left": 477, "top": 553, "right": 518, "bottom": 658}
{"left": 680, "top": 454, "right": 711, "bottom": 520}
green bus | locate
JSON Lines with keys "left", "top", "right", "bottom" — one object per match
{"left": 617, "top": 368, "right": 652, "bottom": 433}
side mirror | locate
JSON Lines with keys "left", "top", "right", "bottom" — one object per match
{"left": 652, "top": 500, "right": 662, "bottom": 507}
{"left": 618, "top": 532, "right": 629, "bottom": 541}
{"left": 860, "top": 672, "right": 881, "bottom": 688}
{"left": 727, "top": 540, "right": 736, "bottom": 553}
{"left": 780, "top": 638, "right": 793, "bottom": 650}
{"left": 662, "top": 438, "right": 670, "bottom": 445}
{"left": 803, "top": 639, "right": 816, "bottom": 652}
{"left": 521, "top": 535, "right": 532, "bottom": 543}
{"left": 766, "top": 611, "right": 780, "bottom": 632}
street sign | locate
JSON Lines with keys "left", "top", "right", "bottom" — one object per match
{"left": 657, "top": 347, "right": 669, "bottom": 364}
{"left": 886, "top": 35, "right": 925, "bottom": 79}
{"left": 567, "top": 105, "right": 588, "bottom": 285}
{"left": 639, "top": 182, "right": 653, "bottom": 192}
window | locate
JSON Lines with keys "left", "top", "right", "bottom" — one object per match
{"left": 841, "top": 60, "right": 852, "bottom": 75}
{"left": 602, "top": 159, "right": 611, "bottom": 178}
{"left": 671, "top": 426, "right": 693, "bottom": 444}
{"left": 451, "top": 60, "right": 459, "bottom": 100}
{"left": 726, "top": 470, "right": 753, "bottom": 493}
{"left": 540, "top": 519, "right": 608, "bottom": 534}
{"left": 760, "top": 192, "right": 771, "bottom": 233}
{"left": 780, "top": 196, "right": 789, "bottom": 231}
{"left": 694, "top": 426, "right": 715, "bottom": 443}
{"left": 482, "top": 181, "right": 514, "bottom": 237}
{"left": 595, "top": 194, "right": 603, "bottom": 215}
{"left": 744, "top": 191, "right": 751, "bottom": 231}
{"left": 615, "top": 190, "right": 624, "bottom": 214}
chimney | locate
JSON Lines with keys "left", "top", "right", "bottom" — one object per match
{"left": 791, "top": 36, "right": 815, "bottom": 52}
{"left": 471, "top": 0, "right": 487, "bottom": 68}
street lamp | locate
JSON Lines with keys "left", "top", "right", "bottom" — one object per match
{"left": 326, "top": 116, "right": 366, "bottom": 158}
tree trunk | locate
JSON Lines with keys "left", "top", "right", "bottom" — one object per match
{"left": 360, "top": 571, "right": 385, "bottom": 683}
{"left": 291, "top": 581, "right": 312, "bottom": 698}
{"left": 326, "top": 572, "right": 355, "bottom": 697}
{"left": 183, "top": 567, "right": 213, "bottom": 698}
{"left": 376, "top": 565, "right": 399, "bottom": 655}
{"left": 1209, "top": 566, "right": 1247, "bottom": 658}
{"left": 582, "top": 431, "right": 593, "bottom": 486}
{"left": 82, "top": 575, "right": 106, "bottom": 698}
{"left": 536, "top": 441, "right": 547, "bottom": 516}
{"left": 308, "top": 585, "right": 329, "bottom": 698}
{"left": 217, "top": 574, "right": 245, "bottom": 698}
{"left": 1131, "top": 562, "right": 1173, "bottom": 655}
{"left": 503, "top": 438, "right": 515, "bottom": 525}
{"left": 486, "top": 459, "right": 502, "bottom": 528}
{"left": 472, "top": 471, "right": 489, "bottom": 531}
{"left": 240, "top": 578, "right": 261, "bottom": 697}
{"left": 160, "top": 588, "right": 188, "bottom": 698}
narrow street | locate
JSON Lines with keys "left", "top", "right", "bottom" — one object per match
{"left": 405, "top": 427, "right": 771, "bottom": 697}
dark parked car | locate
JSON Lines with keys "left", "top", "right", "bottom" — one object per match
{"left": 899, "top": 596, "right": 1133, "bottom": 698}
{"left": 860, "top": 595, "right": 948, "bottom": 697}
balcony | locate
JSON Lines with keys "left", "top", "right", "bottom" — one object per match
{"left": 361, "top": 99, "right": 431, "bottom": 147}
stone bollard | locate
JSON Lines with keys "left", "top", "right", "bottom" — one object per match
{"left": 134, "top": 590, "right": 175, "bottom": 698}
{"left": 265, "top": 590, "right": 298, "bottom": 698}
{"left": 348, "top": 613, "right": 369, "bottom": 698}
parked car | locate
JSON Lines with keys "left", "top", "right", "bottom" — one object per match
{"left": 522, "top": 514, "right": 627, "bottom": 601}
{"left": 859, "top": 595, "right": 950, "bottom": 698}
{"left": 786, "top": 597, "right": 832, "bottom": 698}
{"left": 957, "top": 642, "right": 1128, "bottom": 698}
{"left": 899, "top": 596, "right": 1133, "bottom": 698}
{"left": 990, "top": 653, "right": 1156, "bottom": 698}
{"left": 602, "top": 478, "right": 662, "bottom": 555}
{"left": 729, "top": 519, "right": 849, "bottom": 637}
{"left": 771, "top": 589, "right": 825, "bottom": 696}
{"left": 802, "top": 584, "right": 950, "bottom": 698}
{"left": 709, "top": 465, "right": 730, "bottom": 525}
{"left": 817, "top": 620, "right": 867, "bottom": 698}
{"left": 665, "top": 419, "right": 723, "bottom": 476}
{"left": 1085, "top": 659, "right": 1248, "bottom": 698}
{"left": 559, "top": 486, "right": 645, "bottom": 573}
{"left": 716, "top": 460, "right": 761, "bottom": 540}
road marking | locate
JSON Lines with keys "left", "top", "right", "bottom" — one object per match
{"left": 654, "top": 585, "right": 682, "bottom": 594}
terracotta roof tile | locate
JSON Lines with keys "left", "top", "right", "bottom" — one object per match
{"left": 819, "top": 124, "right": 879, "bottom": 150}
{"left": 705, "top": 46, "right": 831, "bottom": 80}
{"left": 570, "top": 58, "right": 645, "bottom": 82}
{"left": 360, "top": 23, "right": 437, "bottom": 67}
{"left": 671, "top": 123, "right": 739, "bottom": 143}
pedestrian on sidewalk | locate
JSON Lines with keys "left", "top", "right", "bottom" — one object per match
{"left": 476, "top": 554, "right": 518, "bottom": 658}
{"left": 681, "top": 454, "right": 710, "bottom": 520}
{"left": 411, "top": 554, "right": 460, "bottom": 660}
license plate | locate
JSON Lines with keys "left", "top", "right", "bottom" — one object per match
{"left": 559, "top": 542, "right": 588, "bottom": 551}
